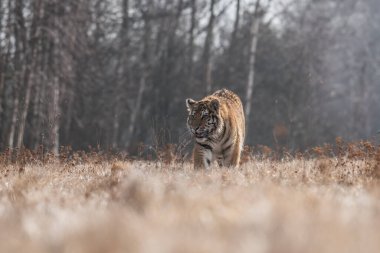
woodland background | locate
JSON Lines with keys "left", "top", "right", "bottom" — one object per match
{"left": 0, "top": 0, "right": 379, "bottom": 155}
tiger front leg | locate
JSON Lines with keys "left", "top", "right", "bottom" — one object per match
{"left": 223, "top": 142, "right": 242, "bottom": 168}
{"left": 193, "top": 144, "right": 213, "bottom": 170}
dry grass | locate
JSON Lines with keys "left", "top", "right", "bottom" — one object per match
{"left": 1, "top": 144, "right": 380, "bottom": 253}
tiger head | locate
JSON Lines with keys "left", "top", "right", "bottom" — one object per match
{"left": 186, "top": 98, "right": 221, "bottom": 139}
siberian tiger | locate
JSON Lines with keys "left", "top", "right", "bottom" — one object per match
{"left": 186, "top": 89, "right": 245, "bottom": 169}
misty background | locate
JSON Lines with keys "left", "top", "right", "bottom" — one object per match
{"left": 0, "top": 0, "right": 379, "bottom": 155}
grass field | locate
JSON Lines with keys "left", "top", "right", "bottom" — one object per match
{"left": 1, "top": 143, "right": 380, "bottom": 253}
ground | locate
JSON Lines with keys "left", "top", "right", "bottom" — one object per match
{"left": 0, "top": 151, "right": 380, "bottom": 253}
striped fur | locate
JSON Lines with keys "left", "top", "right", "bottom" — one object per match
{"left": 186, "top": 89, "right": 245, "bottom": 169}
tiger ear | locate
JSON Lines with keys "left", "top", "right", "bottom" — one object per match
{"left": 186, "top": 98, "right": 196, "bottom": 111}
{"left": 210, "top": 99, "right": 219, "bottom": 112}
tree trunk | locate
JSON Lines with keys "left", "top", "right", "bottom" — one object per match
{"left": 16, "top": 0, "right": 42, "bottom": 150}
{"left": 0, "top": 54, "right": 3, "bottom": 125}
{"left": 0, "top": 45, "right": 4, "bottom": 134}
{"left": 112, "top": 0, "right": 129, "bottom": 149}
{"left": 50, "top": 76, "right": 60, "bottom": 155}
{"left": 125, "top": 8, "right": 151, "bottom": 148}
{"left": 7, "top": 86, "right": 20, "bottom": 149}
{"left": 15, "top": 71, "right": 33, "bottom": 150}
{"left": 31, "top": 0, "right": 49, "bottom": 150}
{"left": 47, "top": 1, "right": 60, "bottom": 155}
{"left": 32, "top": 62, "right": 47, "bottom": 150}
{"left": 231, "top": 0, "right": 240, "bottom": 47}
{"left": 226, "top": 0, "right": 240, "bottom": 84}
{"left": 245, "top": 0, "right": 261, "bottom": 127}
{"left": 0, "top": 0, "right": 13, "bottom": 146}
{"left": 126, "top": 72, "right": 147, "bottom": 148}
{"left": 32, "top": 73, "right": 43, "bottom": 149}
{"left": 354, "top": 61, "right": 370, "bottom": 138}
{"left": 0, "top": 4, "right": 3, "bottom": 118}
{"left": 203, "top": 0, "right": 216, "bottom": 94}
{"left": 188, "top": 0, "right": 196, "bottom": 85}
{"left": 8, "top": 0, "right": 24, "bottom": 149}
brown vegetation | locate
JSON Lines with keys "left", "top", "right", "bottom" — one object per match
{"left": 0, "top": 142, "right": 380, "bottom": 253}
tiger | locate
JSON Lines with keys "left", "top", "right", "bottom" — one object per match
{"left": 186, "top": 89, "right": 245, "bottom": 169}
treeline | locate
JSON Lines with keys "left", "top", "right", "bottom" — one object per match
{"left": 0, "top": 0, "right": 379, "bottom": 154}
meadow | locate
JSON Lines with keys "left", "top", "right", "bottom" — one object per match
{"left": 0, "top": 141, "right": 380, "bottom": 253}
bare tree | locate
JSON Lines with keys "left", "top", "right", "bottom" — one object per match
{"left": 16, "top": 0, "right": 42, "bottom": 150}
{"left": 202, "top": 0, "right": 216, "bottom": 94}
{"left": 245, "top": 0, "right": 262, "bottom": 128}
{"left": 188, "top": 0, "right": 197, "bottom": 86}
{"left": 225, "top": 0, "right": 240, "bottom": 85}
{"left": 112, "top": 0, "right": 130, "bottom": 149}
{"left": 125, "top": 6, "right": 151, "bottom": 148}
{"left": 7, "top": 0, "right": 24, "bottom": 149}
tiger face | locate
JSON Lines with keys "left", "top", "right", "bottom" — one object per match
{"left": 186, "top": 98, "right": 220, "bottom": 139}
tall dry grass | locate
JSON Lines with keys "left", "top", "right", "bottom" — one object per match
{"left": 0, "top": 141, "right": 380, "bottom": 253}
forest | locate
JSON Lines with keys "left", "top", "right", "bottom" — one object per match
{"left": 0, "top": 0, "right": 379, "bottom": 155}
